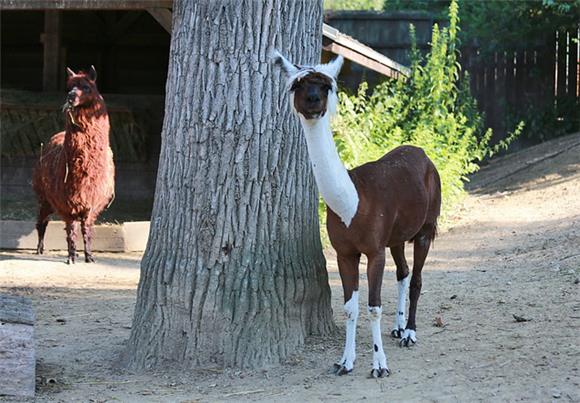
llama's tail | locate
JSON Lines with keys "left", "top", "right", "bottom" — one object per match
{"left": 409, "top": 221, "right": 438, "bottom": 244}
{"left": 412, "top": 160, "right": 441, "bottom": 244}
{"left": 428, "top": 221, "right": 438, "bottom": 241}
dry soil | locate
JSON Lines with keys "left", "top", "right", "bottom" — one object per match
{"left": 1, "top": 133, "right": 579, "bottom": 402}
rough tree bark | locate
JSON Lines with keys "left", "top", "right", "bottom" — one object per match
{"left": 124, "top": 0, "right": 335, "bottom": 370}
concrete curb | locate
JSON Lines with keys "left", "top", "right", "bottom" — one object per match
{"left": 0, "top": 220, "right": 150, "bottom": 252}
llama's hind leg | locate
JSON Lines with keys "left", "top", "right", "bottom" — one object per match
{"left": 390, "top": 244, "right": 410, "bottom": 339}
{"left": 65, "top": 221, "right": 78, "bottom": 264}
{"left": 333, "top": 253, "right": 360, "bottom": 376}
{"left": 81, "top": 218, "right": 95, "bottom": 263}
{"left": 401, "top": 224, "right": 435, "bottom": 347}
{"left": 367, "top": 250, "right": 389, "bottom": 378}
{"left": 36, "top": 203, "right": 53, "bottom": 255}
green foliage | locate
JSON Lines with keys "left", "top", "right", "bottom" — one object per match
{"left": 319, "top": 0, "right": 521, "bottom": 240}
{"left": 324, "top": 0, "right": 383, "bottom": 10}
{"left": 383, "top": 0, "right": 580, "bottom": 53}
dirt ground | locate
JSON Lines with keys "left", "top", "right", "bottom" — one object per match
{"left": 1, "top": 133, "right": 579, "bottom": 402}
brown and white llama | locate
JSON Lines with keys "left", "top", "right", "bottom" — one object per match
{"left": 32, "top": 66, "right": 115, "bottom": 264}
{"left": 274, "top": 52, "right": 441, "bottom": 377}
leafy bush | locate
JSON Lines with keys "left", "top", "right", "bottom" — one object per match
{"left": 320, "top": 0, "right": 521, "bottom": 241}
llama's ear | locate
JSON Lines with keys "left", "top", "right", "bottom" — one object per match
{"left": 325, "top": 55, "right": 344, "bottom": 79}
{"left": 66, "top": 67, "right": 75, "bottom": 78}
{"left": 272, "top": 50, "right": 299, "bottom": 77}
{"left": 88, "top": 65, "right": 97, "bottom": 82}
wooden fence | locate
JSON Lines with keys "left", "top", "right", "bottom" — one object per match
{"left": 461, "top": 27, "right": 580, "bottom": 146}
{"left": 325, "top": 11, "right": 446, "bottom": 89}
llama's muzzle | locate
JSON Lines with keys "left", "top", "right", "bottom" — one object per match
{"left": 66, "top": 88, "right": 81, "bottom": 107}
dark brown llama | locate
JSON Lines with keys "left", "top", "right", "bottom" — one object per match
{"left": 274, "top": 52, "right": 441, "bottom": 378}
{"left": 32, "top": 66, "right": 115, "bottom": 264}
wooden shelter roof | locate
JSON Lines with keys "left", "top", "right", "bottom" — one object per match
{"left": 1, "top": 0, "right": 409, "bottom": 78}
{"left": 0, "top": 0, "right": 172, "bottom": 9}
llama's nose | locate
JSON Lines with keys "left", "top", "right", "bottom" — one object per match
{"left": 307, "top": 94, "right": 321, "bottom": 103}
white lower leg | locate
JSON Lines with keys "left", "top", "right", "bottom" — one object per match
{"left": 393, "top": 275, "right": 410, "bottom": 332}
{"left": 338, "top": 290, "right": 359, "bottom": 371}
{"left": 368, "top": 306, "right": 388, "bottom": 371}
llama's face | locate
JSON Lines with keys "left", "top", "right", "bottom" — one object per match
{"left": 291, "top": 73, "right": 334, "bottom": 119}
{"left": 274, "top": 51, "right": 343, "bottom": 120}
{"left": 290, "top": 72, "right": 335, "bottom": 120}
{"left": 65, "top": 66, "right": 99, "bottom": 108}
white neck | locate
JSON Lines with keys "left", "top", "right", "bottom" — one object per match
{"left": 299, "top": 113, "right": 359, "bottom": 227}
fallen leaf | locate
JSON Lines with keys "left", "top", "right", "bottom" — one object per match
{"left": 513, "top": 314, "right": 531, "bottom": 322}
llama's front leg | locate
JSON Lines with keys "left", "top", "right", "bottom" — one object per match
{"left": 367, "top": 250, "right": 389, "bottom": 377}
{"left": 368, "top": 305, "right": 389, "bottom": 377}
{"left": 390, "top": 244, "right": 410, "bottom": 339}
{"left": 65, "top": 221, "right": 78, "bottom": 264}
{"left": 333, "top": 254, "right": 360, "bottom": 375}
{"left": 81, "top": 219, "right": 95, "bottom": 263}
{"left": 401, "top": 225, "right": 434, "bottom": 347}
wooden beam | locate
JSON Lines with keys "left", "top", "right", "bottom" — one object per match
{"left": 147, "top": 8, "right": 172, "bottom": 34}
{"left": 108, "top": 11, "right": 143, "bottom": 41}
{"left": 0, "top": 0, "right": 173, "bottom": 10}
{"left": 41, "top": 10, "right": 61, "bottom": 91}
{"left": 322, "top": 23, "right": 410, "bottom": 78}
{"left": 324, "top": 42, "right": 403, "bottom": 79}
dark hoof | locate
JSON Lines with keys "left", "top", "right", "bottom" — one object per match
{"left": 66, "top": 257, "right": 75, "bottom": 265}
{"left": 399, "top": 337, "right": 416, "bottom": 348}
{"left": 85, "top": 256, "right": 95, "bottom": 263}
{"left": 370, "top": 368, "right": 390, "bottom": 378}
{"left": 391, "top": 328, "right": 403, "bottom": 339}
{"left": 333, "top": 363, "right": 352, "bottom": 376}
{"left": 36, "top": 248, "right": 44, "bottom": 255}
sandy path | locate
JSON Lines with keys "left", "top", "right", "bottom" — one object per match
{"left": 1, "top": 133, "right": 579, "bottom": 402}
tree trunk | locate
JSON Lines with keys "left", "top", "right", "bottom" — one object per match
{"left": 124, "top": 0, "right": 335, "bottom": 370}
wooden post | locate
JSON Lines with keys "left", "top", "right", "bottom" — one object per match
{"left": 0, "top": 294, "right": 36, "bottom": 398}
{"left": 147, "top": 8, "right": 172, "bottom": 34}
{"left": 569, "top": 28, "right": 579, "bottom": 99}
{"left": 42, "top": 10, "right": 61, "bottom": 92}
{"left": 556, "top": 30, "right": 567, "bottom": 101}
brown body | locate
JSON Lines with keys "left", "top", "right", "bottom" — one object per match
{"left": 328, "top": 145, "right": 440, "bottom": 255}
{"left": 328, "top": 145, "right": 440, "bottom": 314}
{"left": 32, "top": 67, "right": 115, "bottom": 263}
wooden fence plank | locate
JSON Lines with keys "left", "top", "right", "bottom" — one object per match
{"left": 567, "top": 29, "right": 578, "bottom": 98}
{"left": 556, "top": 30, "right": 568, "bottom": 99}
{"left": 505, "top": 51, "right": 515, "bottom": 107}
{"left": 42, "top": 10, "right": 61, "bottom": 91}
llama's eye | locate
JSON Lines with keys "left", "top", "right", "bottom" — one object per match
{"left": 83, "top": 85, "right": 91, "bottom": 92}
{"left": 323, "top": 85, "right": 332, "bottom": 92}
{"left": 290, "top": 81, "right": 302, "bottom": 91}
